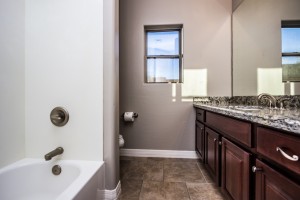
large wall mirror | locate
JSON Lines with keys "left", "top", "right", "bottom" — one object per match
{"left": 232, "top": 0, "right": 300, "bottom": 96}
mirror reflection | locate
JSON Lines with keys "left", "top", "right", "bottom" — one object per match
{"left": 232, "top": 0, "right": 300, "bottom": 96}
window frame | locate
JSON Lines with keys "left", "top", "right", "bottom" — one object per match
{"left": 144, "top": 24, "right": 183, "bottom": 83}
{"left": 281, "top": 20, "right": 300, "bottom": 82}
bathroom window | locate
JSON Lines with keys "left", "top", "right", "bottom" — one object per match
{"left": 281, "top": 20, "right": 300, "bottom": 82}
{"left": 144, "top": 24, "right": 183, "bottom": 83}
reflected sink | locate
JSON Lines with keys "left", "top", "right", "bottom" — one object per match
{"left": 234, "top": 106, "right": 263, "bottom": 112}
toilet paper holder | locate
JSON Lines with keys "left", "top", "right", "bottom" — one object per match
{"left": 121, "top": 112, "right": 138, "bottom": 118}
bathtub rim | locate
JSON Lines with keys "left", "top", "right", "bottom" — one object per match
{"left": 0, "top": 158, "right": 104, "bottom": 200}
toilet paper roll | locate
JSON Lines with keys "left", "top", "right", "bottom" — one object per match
{"left": 124, "top": 112, "right": 135, "bottom": 122}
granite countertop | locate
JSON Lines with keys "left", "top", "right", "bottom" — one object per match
{"left": 193, "top": 103, "right": 300, "bottom": 136}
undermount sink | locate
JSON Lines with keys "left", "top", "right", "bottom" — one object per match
{"left": 234, "top": 106, "right": 263, "bottom": 112}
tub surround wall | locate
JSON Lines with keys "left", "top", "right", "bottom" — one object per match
{"left": 0, "top": 0, "right": 26, "bottom": 168}
{"left": 120, "top": 0, "right": 232, "bottom": 151}
{"left": 25, "top": 0, "right": 104, "bottom": 160}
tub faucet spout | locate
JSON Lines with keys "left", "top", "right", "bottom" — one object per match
{"left": 44, "top": 147, "right": 64, "bottom": 161}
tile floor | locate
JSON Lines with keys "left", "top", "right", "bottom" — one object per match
{"left": 119, "top": 157, "right": 227, "bottom": 200}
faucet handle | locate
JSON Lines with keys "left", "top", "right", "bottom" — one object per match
{"left": 277, "top": 97, "right": 290, "bottom": 109}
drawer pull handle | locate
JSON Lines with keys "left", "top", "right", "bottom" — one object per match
{"left": 276, "top": 147, "right": 299, "bottom": 161}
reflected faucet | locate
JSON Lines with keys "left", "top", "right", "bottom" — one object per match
{"left": 257, "top": 93, "right": 277, "bottom": 108}
{"left": 44, "top": 147, "right": 64, "bottom": 161}
{"left": 277, "top": 97, "right": 290, "bottom": 110}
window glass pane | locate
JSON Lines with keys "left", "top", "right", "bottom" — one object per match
{"left": 282, "top": 56, "right": 300, "bottom": 82}
{"left": 147, "top": 58, "right": 179, "bottom": 82}
{"left": 282, "top": 28, "right": 300, "bottom": 53}
{"left": 282, "top": 56, "right": 300, "bottom": 65}
{"left": 147, "top": 31, "right": 179, "bottom": 56}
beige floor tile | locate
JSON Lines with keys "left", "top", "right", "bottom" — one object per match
{"left": 186, "top": 182, "right": 226, "bottom": 200}
{"left": 143, "top": 162, "right": 164, "bottom": 181}
{"left": 120, "top": 179, "right": 143, "bottom": 200}
{"left": 120, "top": 157, "right": 227, "bottom": 200}
{"left": 122, "top": 160, "right": 147, "bottom": 180}
{"left": 163, "top": 182, "right": 190, "bottom": 200}
{"left": 164, "top": 162, "right": 205, "bottom": 183}
{"left": 139, "top": 181, "right": 165, "bottom": 200}
{"left": 140, "top": 181, "right": 190, "bottom": 200}
{"left": 164, "top": 158, "right": 199, "bottom": 163}
{"left": 196, "top": 162, "right": 214, "bottom": 183}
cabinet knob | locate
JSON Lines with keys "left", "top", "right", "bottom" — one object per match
{"left": 214, "top": 138, "right": 217, "bottom": 142}
{"left": 252, "top": 166, "right": 263, "bottom": 173}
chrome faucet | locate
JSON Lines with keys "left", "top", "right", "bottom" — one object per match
{"left": 44, "top": 147, "right": 64, "bottom": 161}
{"left": 257, "top": 93, "right": 277, "bottom": 108}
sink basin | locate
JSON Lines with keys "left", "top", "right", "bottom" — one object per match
{"left": 234, "top": 106, "right": 263, "bottom": 112}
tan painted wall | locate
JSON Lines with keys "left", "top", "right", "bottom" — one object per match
{"left": 120, "top": 0, "right": 231, "bottom": 150}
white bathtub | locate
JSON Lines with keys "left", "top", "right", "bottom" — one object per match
{"left": 0, "top": 158, "right": 104, "bottom": 200}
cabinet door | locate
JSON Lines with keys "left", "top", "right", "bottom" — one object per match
{"left": 221, "top": 138, "right": 250, "bottom": 200}
{"left": 205, "top": 127, "right": 220, "bottom": 185}
{"left": 254, "top": 159, "right": 300, "bottom": 200}
{"left": 196, "top": 121, "right": 205, "bottom": 162}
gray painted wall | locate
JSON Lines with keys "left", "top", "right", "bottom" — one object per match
{"left": 120, "top": 0, "right": 231, "bottom": 151}
{"left": 104, "top": 0, "right": 120, "bottom": 190}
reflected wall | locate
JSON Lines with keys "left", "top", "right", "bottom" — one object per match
{"left": 233, "top": 0, "right": 300, "bottom": 96}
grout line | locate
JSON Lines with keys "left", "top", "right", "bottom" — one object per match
{"left": 138, "top": 180, "right": 144, "bottom": 200}
{"left": 196, "top": 162, "right": 209, "bottom": 183}
{"left": 185, "top": 182, "right": 192, "bottom": 200}
{"left": 163, "top": 159, "right": 165, "bottom": 182}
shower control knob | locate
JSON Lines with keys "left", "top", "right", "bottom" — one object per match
{"left": 50, "top": 107, "right": 69, "bottom": 127}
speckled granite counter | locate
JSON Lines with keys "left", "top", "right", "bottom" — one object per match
{"left": 194, "top": 103, "right": 300, "bottom": 136}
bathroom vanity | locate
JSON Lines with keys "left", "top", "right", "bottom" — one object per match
{"left": 194, "top": 104, "right": 300, "bottom": 200}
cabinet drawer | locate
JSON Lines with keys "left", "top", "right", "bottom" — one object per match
{"left": 257, "top": 127, "right": 300, "bottom": 175}
{"left": 206, "top": 112, "right": 252, "bottom": 147}
{"left": 196, "top": 109, "right": 205, "bottom": 123}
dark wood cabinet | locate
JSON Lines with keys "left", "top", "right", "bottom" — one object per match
{"left": 194, "top": 107, "right": 300, "bottom": 200}
{"left": 196, "top": 108, "right": 205, "bottom": 123}
{"left": 205, "top": 127, "right": 220, "bottom": 185}
{"left": 206, "top": 111, "right": 252, "bottom": 147}
{"left": 196, "top": 121, "right": 205, "bottom": 162}
{"left": 254, "top": 159, "right": 300, "bottom": 200}
{"left": 221, "top": 138, "right": 250, "bottom": 200}
{"left": 257, "top": 127, "right": 300, "bottom": 175}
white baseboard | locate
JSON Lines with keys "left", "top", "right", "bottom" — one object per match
{"left": 97, "top": 181, "right": 121, "bottom": 200}
{"left": 120, "top": 148, "right": 199, "bottom": 159}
